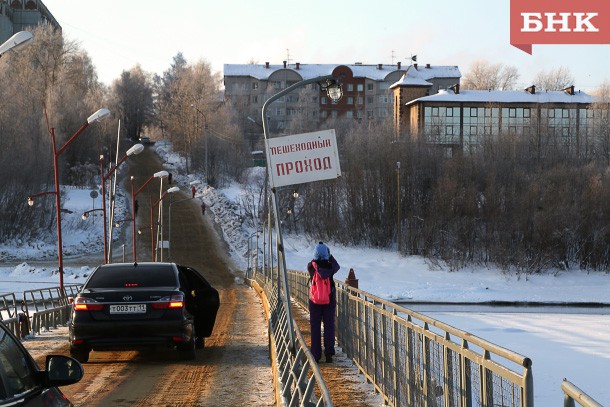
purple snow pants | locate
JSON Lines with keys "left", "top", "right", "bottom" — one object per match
{"left": 308, "top": 297, "right": 336, "bottom": 361}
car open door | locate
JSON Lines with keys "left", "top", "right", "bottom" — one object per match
{"left": 177, "top": 265, "right": 220, "bottom": 338}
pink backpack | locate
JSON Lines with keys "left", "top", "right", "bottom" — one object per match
{"left": 310, "top": 266, "right": 331, "bottom": 305}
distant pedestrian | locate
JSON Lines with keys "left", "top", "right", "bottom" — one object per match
{"left": 191, "top": 186, "right": 196, "bottom": 198}
{"left": 201, "top": 203, "right": 206, "bottom": 216}
{"left": 168, "top": 172, "right": 173, "bottom": 184}
{"left": 307, "top": 242, "right": 340, "bottom": 363}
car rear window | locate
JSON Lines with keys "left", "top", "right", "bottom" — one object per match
{"left": 85, "top": 265, "right": 178, "bottom": 288}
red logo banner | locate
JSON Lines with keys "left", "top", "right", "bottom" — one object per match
{"left": 510, "top": 0, "right": 610, "bottom": 54}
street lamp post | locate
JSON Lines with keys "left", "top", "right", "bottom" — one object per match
{"left": 261, "top": 75, "right": 342, "bottom": 351}
{"left": 99, "top": 143, "right": 144, "bottom": 263}
{"left": 167, "top": 194, "right": 194, "bottom": 261}
{"left": 396, "top": 161, "right": 401, "bottom": 252}
{"left": 27, "top": 108, "right": 111, "bottom": 294}
{"left": 148, "top": 186, "right": 179, "bottom": 261}
{"left": 130, "top": 170, "right": 168, "bottom": 262}
{"left": 0, "top": 31, "right": 33, "bottom": 57}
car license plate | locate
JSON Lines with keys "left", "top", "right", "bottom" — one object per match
{"left": 109, "top": 304, "right": 147, "bottom": 314}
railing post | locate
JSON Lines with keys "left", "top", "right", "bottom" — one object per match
{"left": 461, "top": 339, "right": 473, "bottom": 407}
{"left": 443, "top": 332, "right": 453, "bottom": 407}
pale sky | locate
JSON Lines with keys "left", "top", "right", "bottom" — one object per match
{"left": 41, "top": 0, "right": 610, "bottom": 92}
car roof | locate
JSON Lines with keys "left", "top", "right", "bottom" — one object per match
{"left": 93, "top": 262, "right": 177, "bottom": 272}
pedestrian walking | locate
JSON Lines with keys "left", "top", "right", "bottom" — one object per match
{"left": 201, "top": 203, "right": 206, "bottom": 215}
{"left": 307, "top": 242, "right": 340, "bottom": 363}
{"left": 191, "top": 185, "right": 196, "bottom": 198}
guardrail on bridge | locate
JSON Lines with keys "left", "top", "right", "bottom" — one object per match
{"left": 288, "top": 269, "right": 535, "bottom": 407}
{"left": 0, "top": 284, "right": 82, "bottom": 337}
{"left": 249, "top": 269, "right": 333, "bottom": 407}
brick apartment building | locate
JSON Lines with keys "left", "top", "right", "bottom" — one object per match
{"left": 223, "top": 61, "right": 461, "bottom": 134}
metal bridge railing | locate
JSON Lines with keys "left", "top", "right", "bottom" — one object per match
{"left": 252, "top": 271, "right": 333, "bottom": 407}
{"left": 1, "top": 284, "right": 82, "bottom": 337}
{"left": 288, "top": 269, "right": 535, "bottom": 407}
{"left": 562, "top": 379, "right": 603, "bottom": 407}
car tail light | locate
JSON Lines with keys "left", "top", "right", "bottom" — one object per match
{"left": 73, "top": 297, "right": 104, "bottom": 312}
{"left": 151, "top": 294, "right": 184, "bottom": 310}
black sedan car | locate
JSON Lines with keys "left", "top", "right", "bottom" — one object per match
{"left": 0, "top": 321, "right": 83, "bottom": 406}
{"left": 68, "top": 262, "right": 220, "bottom": 363}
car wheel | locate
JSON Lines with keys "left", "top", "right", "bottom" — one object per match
{"left": 195, "top": 337, "right": 205, "bottom": 349}
{"left": 177, "top": 339, "right": 196, "bottom": 360}
{"left": 70, "top": 346, "right": 90, "bottom": 363}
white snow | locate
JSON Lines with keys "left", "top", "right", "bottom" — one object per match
{"left": 1, "top": 140, "right": 609, "bottom": 405}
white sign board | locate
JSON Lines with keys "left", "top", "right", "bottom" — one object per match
{"left": 266, "top": 129, "right": 341, "bottom": 188}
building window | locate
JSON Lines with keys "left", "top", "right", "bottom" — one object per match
{"left": 509, "top": 108, "right": 516, "bottom": 118}
{"left": 431, "top": 107, "right": 439, "bottom": 117}
{"left": 357, "top": 111, "right": 363, "bottom": 119}
{"left": 347, "top": 97, "right": 354, "bottom": 105}
{"left": 347, "top": 84, "right": 354, "bottom": 92}
{"left": 367, "top": 110, "right": 374, "bottom": 118}
{"left": 367, "top": 83, "right": 374, "bottom": 91}
{"left": 275, "top": 108, "right": 283, "bottom": 116}
{"left": 346, "top": 111, "right": 353, "bottom": 118}
{"left": 358, "top": 96, "right": 363, "bottom": 105}
{"left": 321, "top": 96, "right": 327, "bottom": 105}
{"left": 251, "top": 95, "right": 258, "bottom": 103}
{"left": 367, "top": 96, "right": 374, "bottom": 104}
{"left": 357, "top": 84, "right": 364, "bottom": 92}
{"left": 321, "top": 111, "right": 328, "bottom": 118}
{"left": 331, "top": 111, "right": 338, "bottom": 119}
{"left": 446, "top": 107, "right": 453, "bottom": 117}
{"left": 471, "top": 108, "right": 478, "bottom": 117}
{"left": 252, "top": 82, "right": 259, "bottom": 90}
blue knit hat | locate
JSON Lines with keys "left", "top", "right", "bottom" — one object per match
{"left": 313, "top": 242, "right": 329, "bottom": 261}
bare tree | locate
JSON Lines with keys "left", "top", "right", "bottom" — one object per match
{"left": 533, "top": 66, "right": 575, "bottom": 91}
{"left": 461, "top": 60, "right": 520, "bottom": 91}
{"left": 111, "top": 65, "right": 154, "bottom": 140}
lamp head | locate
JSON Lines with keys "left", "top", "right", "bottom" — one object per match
{"left": 27, "top": 197, "right": 34, "bottom": 206}
{"left": 319, "top": 78, "right": 343, "bottom": 102}
{"left": 167, "top": 186, "right": 180, "bottom": 194}
{"left": 0, "top": 31, "right": 33, "bottom": 55}
{"left": 154, "top": 170, "right": 169, "bottom": 179}
{"left": 82, "top": 213, "right": 88, "bottom": 220}
{"left": 127, "top": 143, "right": 145, "bottom": 156}
{"left": 87, "top": 108, "right": 111, "bottom": 124}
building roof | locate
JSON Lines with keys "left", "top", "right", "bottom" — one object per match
{"left": 407, "top": 89, "right": 594, "bottom": 105}
{"left": 390, "top": 66, "right": 434, "bottom": 88}
{"left": 223, "top": 63, "right": 460, "bottom": 82}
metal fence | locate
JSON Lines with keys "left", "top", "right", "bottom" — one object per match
{"left": 0, "top": 284, "right": 82, "bottom": 337}
{"left": 251, "top": 270, "right": 333, "bottom": 407}
{"left": 288, "top": 269, "right": 536, "bottom": 407}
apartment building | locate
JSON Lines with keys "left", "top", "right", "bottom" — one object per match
{"left": 400, "top": 84, "right": 606, "bottom": 157}
{"left": 0, "top": 0, "right": 60, "bottom": 42}
{"left": 223, "top": 61, "right": 461, "bottom": 133}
